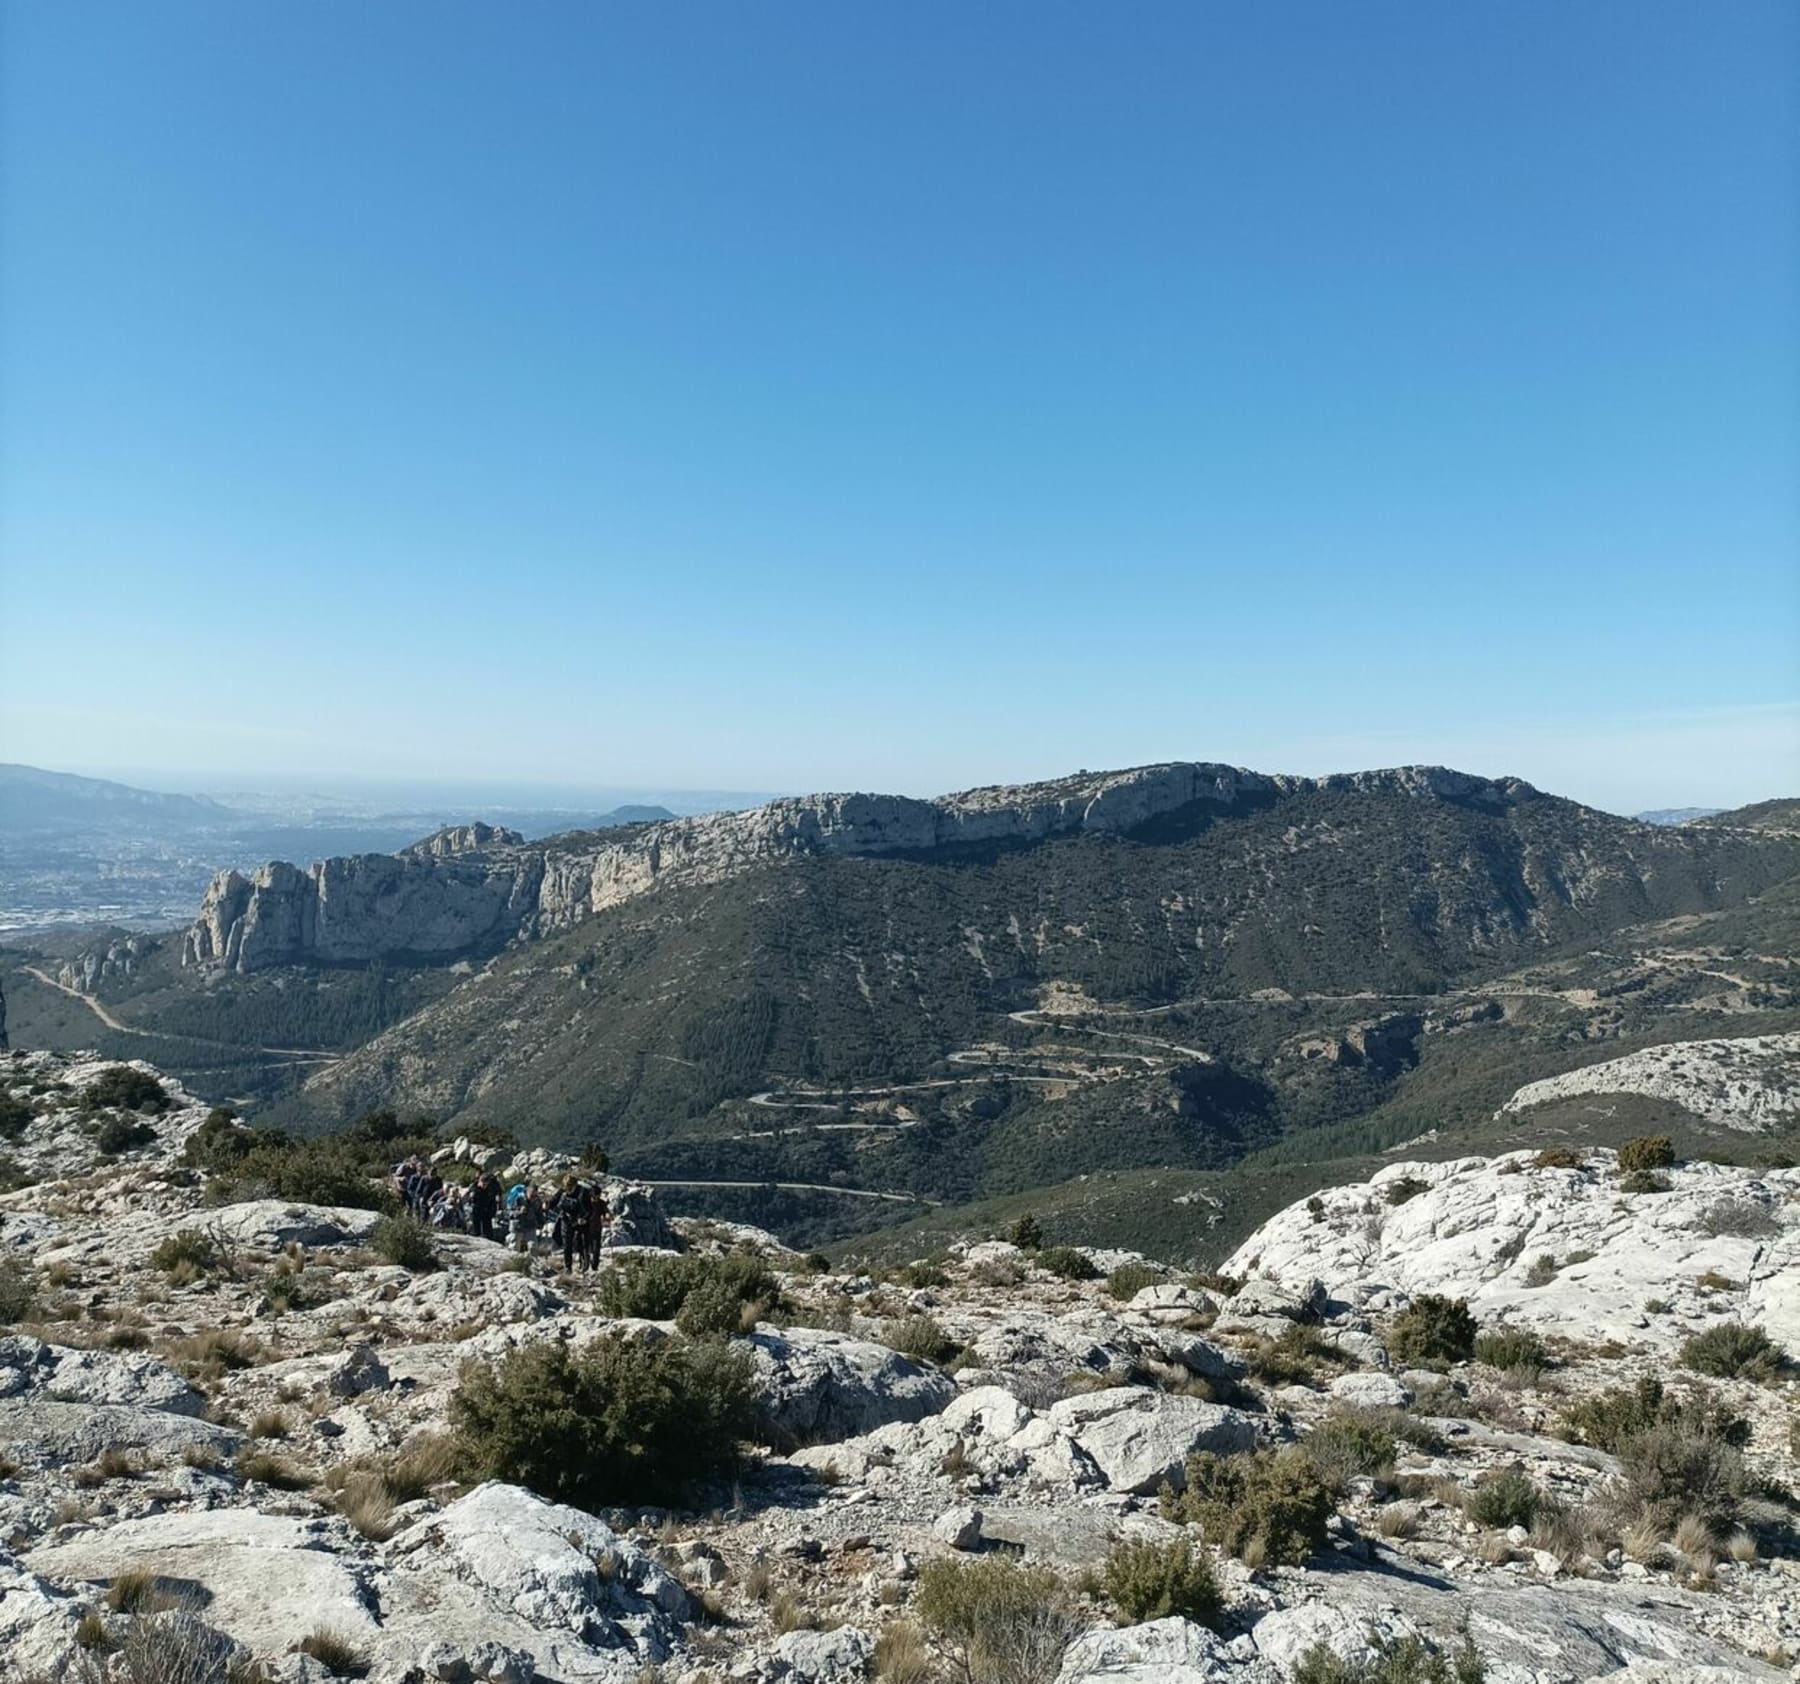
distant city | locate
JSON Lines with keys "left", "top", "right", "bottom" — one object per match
{"left": 0, "top": 763, "right": 767, "bottom": 936}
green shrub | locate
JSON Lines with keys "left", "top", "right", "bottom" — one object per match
{"left": 1384, "top": 1176, "right": 1430, "bottom": 1207}
{"left": 1522, "top": 1255, "right": 1559, "bottom": 1287}
{"left": 1387, "top": 1295, "right": 1476, "bottom": 1367}
{"left": 1292, "top": 1635, "right": 1486, "bottom": 1684}
{"left": 598, "top": 1251, "right": 776, "bottom": 1323}
{"left": 81, "top": 1066, "right": 169, "bottom": 1114}
{"left": 150, "top": 1228, "right": 220, "bottom": 1277}
{"left": 0, "top": 1254, "right": 34, "bottom": 1325}
{"left": 675, "top": 1274, "right": 755, "bottom": 1339}
{"left": 1616, "top": 1136, "right": 1676, "bottom": 1174}
{"left": 1036, "top": 1246, "right": 1100, "bottom": 1282}
{"left": 1697, "top": 1198, "right": 1781, "bottom": 1239}
{"left": 1680, "top": 1322, "right": 1784, "bottom": 1382}
{"left": 915, "top": 1555, "right": 1079, "bottom": 1684}
{"left": 450, "top": 1332, "right": 753, "bottom": 1507}
{"left": 1161, "top": 1447, "right": 1333, "bottom": 1566}
{"left": 1617, "top": 1170, "right": 1670, "bottom": 1194}
{"left": 370, "top": 1215, "right": 439, "bottom": 1272}
{"left": 1303, "top": 1410, "right": 1398, "bottom": 1486}
{"left": 0, "top": 1091, "right": 33, "bottom": 1138}
{"left": 1463, "top": 1468, "right": 1545, "bottom": 1529}
{"left": 1532, "top": 1147, "right": 1582, "bottom": 1171}
{"left": 1473, "top": 1328, "right": 1548, "bottom": 1374}
{"left": 1004, "top": 1214, "right": 1044, "bottom": 1252}
{"left": 1100, "top": 1536, "right": 1220, "bottom": 1626}
{"left": 95, "top": 1114, "right": 156, "bottom": 1155}
{"left": 1563, "top": 1376, "right": 1751, "bottom": 1452}
{"left": 883, "top": 1314, "right": 959, "bottom": 1365}
{"left": 1106, "top": 1262, "right": 1162, "bottom": 1301}
{"left": 1615, "top": 1414, "right": 1751, "bottom": 1535}
{"left": 182, "top": 1108, "right": 254, "bottom": 1172}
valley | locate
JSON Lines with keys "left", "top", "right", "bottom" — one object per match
{"left": 4, "top": 761, "right": 1797, "bottom": 1263}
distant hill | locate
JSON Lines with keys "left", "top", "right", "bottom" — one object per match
{"left": 1697, "top": 797, "right": 1800, "bottom": 832}
{"left": 0, "top": 764, "right": 236, "bottom": 832}
{"left": 1633, "top": 806, "right": 1722, "bottom": 826}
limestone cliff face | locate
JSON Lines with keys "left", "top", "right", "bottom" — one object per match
{"left": 181, "top": 762, "right": 1540, "bottom": 973}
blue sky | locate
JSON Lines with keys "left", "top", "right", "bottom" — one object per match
{"left": 1, "top": 2, "right": 1795, "bottom": 814}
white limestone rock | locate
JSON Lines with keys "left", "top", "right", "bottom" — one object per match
{"left": 1057, "top": 1617, "right": 1247, "bottom": 1683}
{"left": 1225, "top": 1153, "right": 1800, "bottom": 1353}
{"left": 745, "top": 1327, "right": 955, "bottom": 1447}
{"left": 1045, "top": 1391, "right": 1257, "bottom": 1494}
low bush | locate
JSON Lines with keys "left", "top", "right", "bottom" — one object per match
{"left": 915, "top": 1555, "right": 1080, "bottom": 1684}
{"left": 150, "top": 1229, "right": 220, "bottom": 1277}
{"left": 369, "top": 1215, "right": 439, "bottom": 1272}
{"left": 1616, "top": 1136, "right": 1676, "bottom": 1174}
{"left": 1244, "top": 1324, "right": 1341, "bottom": 1387}
{"left": 1387, "top": 1295, "right": 1476, "bottom": 1367}
{"left": 1463, "top": 1468, "right": 1546, "bottom": 1529}
{"left": 450, "top": 1332, "right": 753, "bottom": 1508}
{"left": 1004, "top": 1214, "right": 1044, "bottom": 1252}
{"left": 1563, "top": 1376, "right": 1750, "bottom": 1455}
{"left": 297, "top": 1627, "right": 371, "bottom": 1678}
{"left": 883, "top": 1313, "right": 959, "bottom": 1365}
{"left": 1035, "top": 1246, "right": 1100, "bottom": 1282}
{"left": 1696, "top": 1198, "right": 1781, "bottom": 1239}
{"left": 81, "top": 1065, "right": 169, "bottom": 1114}
{"left": 1100, "top": 1536, "right": 1220, "bottom": 1626}
{"left": 0, "top": 1255, "right": 35, "bottom": 1324}
{"left": 0, "top": 1090, "right": 34, "bottom": 1138}
{"left": 1292, "top": 1635, "right": 1486, "bottom": 1683}
{"left": 236, "top": 1450, "right": 316, "bottom": 1490}
{"left": 1106, "top": 1262, "right": 1162, "bottom": 1301}
{"left": 1522, "top": 1256, "right": 1559, "bottom": 1288}
{"left": 1618, "top": 1170, "right": 1670, "bottom": 1194}
{"left": 1532, "top": 1147, "right": 1583, "bottom": 1171}
{"left": 1384, "top": 1176, "right": 1430, "bottom": 1207}
{"left": 96, "top": 1115, "right": 157, "bottom": 1155}
{"left": 598, "top": 1251, "right": 776, "bottom": 1324}
{"left": 1615, "top": 1414, "right": 1751, "bottom": 1536}
{"left": 675, "top": 1273, "right": 759, "bottom": 1338}
{"left": 1303, "top": 1410, "right": 1399, "bottom": 1486}
{"left": 1680, "top": 1322, "right": 1785, "bottom": 1382}
{"left": 1473, "top": 1328, "right": 1548, "bottom": 1374}
{"left": 1161, "top": 1447, "right": 1333, "bottom": 1566}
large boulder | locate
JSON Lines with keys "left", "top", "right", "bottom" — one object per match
{"left": 0, "top": 1337, "right": 203, "bottom": 1415}
{"left": 27, "top": 1510, "right": 378, "bottom": 1655}
{"left": 1057, "top": 1617, "right": 1240, "bottom": 1683}
{"left": 745, "top": 1328, "right": 955, "bottom": 1447}
{"left": 384, "top": 1482, "right": 688, "bottom": 1676}
{"left": 1045, "top": 1391, "right": 1256, "bottom": 1495}
{"left": 0, "top": 1553, "right": 86, "bottom": 1678}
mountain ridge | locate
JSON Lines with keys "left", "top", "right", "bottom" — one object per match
{"left": 180, "top": 760, "right": 1548, "bottom": 973}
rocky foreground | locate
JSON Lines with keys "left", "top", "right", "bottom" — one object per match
{"left": 2, "top": 1053, "right": 1799, "bottom": 1682}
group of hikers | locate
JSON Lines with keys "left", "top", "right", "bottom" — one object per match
{"left": 389, "top": 1157, "right": 614, "bottom": 1270}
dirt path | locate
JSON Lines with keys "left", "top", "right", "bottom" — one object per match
{"left": 19, "top": 966, "right": 341, "bottom": 1065}
{"left": 634, "top": 1177, "right": 932, "bottom": 1206}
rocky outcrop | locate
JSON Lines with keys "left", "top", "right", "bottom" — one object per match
{"left": 1499, "top": 1031, "right": 1800, "bottom": 1131}
{"left": 401, "top": 822, "right": 525, "bottom": 859}
{"left": 1224, "top": 1151, "right": 1800, "bottom": 1352}
{"left": 181, "top": 762, "right": 1544, "bottom": 971}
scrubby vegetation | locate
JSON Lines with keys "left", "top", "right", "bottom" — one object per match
{"left": 449, "top": 1332, "right": 753, "bottom": 1507}
{"left": 1100, "top": 1536, "right": 1220, "bottom": 1626}
{"left": 150, "top": 1228, "right": 221, "bottom": 1277}
{"left": 0, "top": 1254, "right": 36, "bottom": 1323}
{"left": 1302, "top": 1410, "right": 1398, "bottom": 1486}
{"left": 1034, "top": 1246, "right": 1100, "bottom": 1281}
{"left": 369, "top": 1215, "right": 439, "bottom": 1272}
{"left": 1680, "top": 1322, "right": 1785, "bottom": 1382}
{"left": 81, "top": 1065, "right": 170, "bottom": 1114}
{"left": 1105, "top": 1261, "right": 1161, "bottom": 1300}
{"left": 1473, "top": 1327, "right": 1548, "bottom": 1374}
{"left": 597, "top": 1250, "right": 776, "bottom": 1326}
{"left": 1292, "top": 1636, "right": 1486, "bottom": 1684}
{"left": 1463, "top": 1468, "right": 1547, "bottom": 1529}
{"left": 1616, "top": 1135, "right": 1676, "bottom": 1174}
{"left": 1161, "top": 1447, "right": 1333, "bottom": 1566}
{"left": 1387, "top": 1295, "right": 1476, "bottom": 1367}
{"left": 915, "top": 1555, "right": 1080, "bottom": 1684}
{"left": 881, "top": 1313, "right": 960, "bottom": 1365}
